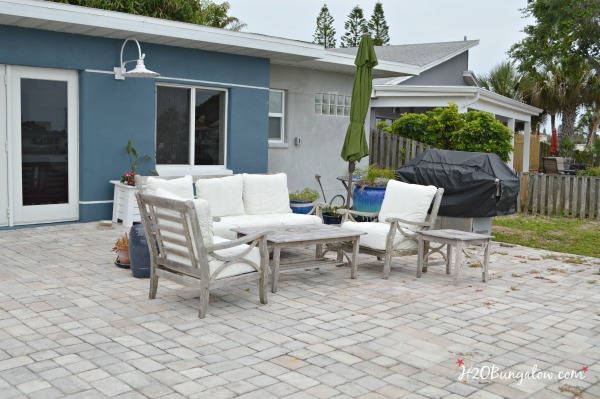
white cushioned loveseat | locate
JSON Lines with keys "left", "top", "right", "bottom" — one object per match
{"left": 140, "top": 173, "right": 323, "bottom": 239}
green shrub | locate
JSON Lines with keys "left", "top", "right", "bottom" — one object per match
{"left": 577, "top": 166, "right": 600, "bottom": 176}
{"left": 389, "top": 102, "right": 514, "bottom": 162}
{"left": 289, "top": 188, "right": 320, "bottom": 202}
{"left": 355, "top": 164, "right": 396, "bottom": 187}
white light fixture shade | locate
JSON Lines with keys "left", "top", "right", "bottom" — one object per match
{"left": 114, "top": 38, "right": 160, "bottom": 80}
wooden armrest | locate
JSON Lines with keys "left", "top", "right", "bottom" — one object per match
{"left": 384, "top": 217, "right": 431, "bottom": 227}
{"left": 337, "top": 209, "right": 378, "bottom": 218}
{"left": 209, "top": 231, "right": 268, "bottom": 251}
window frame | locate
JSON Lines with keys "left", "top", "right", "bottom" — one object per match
{"left": 268, "top": 89, "right": 285, "bottom": 143}
{"left": 155, "top": 83, "right": 228, "bottom": 175}
{"left": 315, "top": 92, "right": 351, "bottom": 116}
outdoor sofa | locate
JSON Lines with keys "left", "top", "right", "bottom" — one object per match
{"left": 138, "top": 173, "right": 323, "bottom": 239}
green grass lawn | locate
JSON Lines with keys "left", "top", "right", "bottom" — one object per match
{"left": 492, "top": 214, "right": 600, "bottom": 258}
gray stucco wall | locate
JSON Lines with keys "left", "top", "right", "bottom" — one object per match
{"left": 0, "top": 25, "right": 270, "bottom": 222}
{"left": 269, "top": 65, "right": 370, "bottom": 205}
{"left": 401, "top": 52, "right": 469, "bottom": 86}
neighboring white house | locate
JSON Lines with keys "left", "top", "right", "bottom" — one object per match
{"left": 331, "top": 41, "right": 543, "bottom": 173}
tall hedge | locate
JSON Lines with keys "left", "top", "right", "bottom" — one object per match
{"left": 389, "top": 103, "right": 514, "bottom": 162}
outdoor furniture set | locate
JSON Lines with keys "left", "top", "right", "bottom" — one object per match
{"left": 541, "top": 156, "right": 587, "bottom": 175}
{"left": 134, "top": 173, "right": 492, "bottom": 318}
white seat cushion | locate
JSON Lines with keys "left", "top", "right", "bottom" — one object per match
{"left": 243, "top": 173, "right": 292, "bottom": 215}
{"left": 147, "top": 175, "right": 194, "bottom": 199}
{"left": 379, "top": 180, "right": 437, "bottom": 227}
{"left": 208, "top": 236, "right": 261, "bottom": 280}
{"left": 195, "top": 175, "right": 246, "bottom": 217}
{"left": 343, "top": 221, "right": 417, "bottom": 252}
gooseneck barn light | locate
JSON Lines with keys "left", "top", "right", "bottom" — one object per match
{"left": 114, "top": 38, "right": 160, "bottom": 80}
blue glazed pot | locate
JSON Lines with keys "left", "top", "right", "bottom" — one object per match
{"left": 129, "top": 224, "right": 151, "bottom": 278}
{"left": 322, "top": 212, "right": 342, "bottom": 225}
{"left": 290, "top": 200, "right": 314, "bottom": 214}
{"left": 353, "top": 186, "right": 387, "bottom": 216}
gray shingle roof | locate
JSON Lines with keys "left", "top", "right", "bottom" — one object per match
{"left": 330, "top": 40, "right": 479, "bottom": 67}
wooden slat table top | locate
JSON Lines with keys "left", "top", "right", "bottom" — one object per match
{"left": 233, "top": 224, "right": 365, "bottom": 244}
{"left": 420, "top": 229, "right": 493, "bottom": 241}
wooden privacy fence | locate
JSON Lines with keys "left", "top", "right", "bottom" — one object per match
{"left": 511, "top": 133, "right": 542, "bottom": 173}
{"left": 370, "top": 129, "right": 432, "bottom": 169}
{"left": 518, "top": 173, "right": 600, "bottom": 219}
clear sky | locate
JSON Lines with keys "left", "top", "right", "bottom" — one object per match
{"left": 227, "top": 0, "right": 535, "bottom": 74}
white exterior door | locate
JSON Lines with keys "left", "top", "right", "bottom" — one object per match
{"left": 0, "top": 66, "right": 8, "bottom": 226}
{"left": 4, "top": 66, "right": 78, "bottom": 226}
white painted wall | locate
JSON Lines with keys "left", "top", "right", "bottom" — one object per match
{"left": 269, "top": 64, "right": 370, "bottom": 205}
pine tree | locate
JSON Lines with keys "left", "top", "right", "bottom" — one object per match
{"left": 368, "top": 2, "right": 390, "bottom": 46}
{"left": 313, "top": 4, "right": 336, "bottom": 48}
{"left": 340, "top": 5, "right": 368, "bottom": 48}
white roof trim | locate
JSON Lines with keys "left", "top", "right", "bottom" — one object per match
{"left": 0, "top": 0, "right": 417, "bottom": 76}
{"left": 372, "top": 84, "right": 542, "bottom": 116}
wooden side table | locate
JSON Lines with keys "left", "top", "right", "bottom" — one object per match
{"left": 417, "top": 229, "right": 492, "bottom": 285}
{"left": 110, "top": 180, "right": 140, "bottom": 228}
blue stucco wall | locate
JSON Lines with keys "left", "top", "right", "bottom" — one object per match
{"left": 0, "top": 25, "right": 270, "bottom": 222}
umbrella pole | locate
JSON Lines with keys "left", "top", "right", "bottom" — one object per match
{"left": 346, "top": 161, "right": 355, "bottom": 209}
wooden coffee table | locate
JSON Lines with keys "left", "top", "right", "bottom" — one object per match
{"left": 233, "top": 224, "right": 365, "bottom": 292}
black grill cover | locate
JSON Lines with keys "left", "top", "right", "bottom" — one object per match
{"left": 396, "top": 149, "right": 519, "bottom": 217}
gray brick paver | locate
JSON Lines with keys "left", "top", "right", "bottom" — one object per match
{"left": 0, "top": 223, "right": 598, "bottom": 399}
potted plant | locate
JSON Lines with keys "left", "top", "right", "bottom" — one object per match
{"left": 321, "top": 206, "right": 343, "bottom": 225}
{"left": 120, "top": 139, "right": 158, "bottom": 186}
{"left": 289, "top": 188, "right": 320, "bottom": 214}
{"left": 112, "top": 234, "right": 130, "bottom": 267}
{"left": 353, "top": 164, "right": 396, "bottom": 215}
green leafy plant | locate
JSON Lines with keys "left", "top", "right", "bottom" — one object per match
{"left": 390, "top": 103, "right": 514, "bottom": 161}
{"left": 120, "top": 139, "right": 158, "bottom": 186}
{"left": 355, "top": 164, "right": 396, "bottom": 187}
{"left": 289, "top": 188, "right": 320, "bottom": 202}
{"left": 322, "top": 205, "right": 344, "bottom": 215}
{"left": 577, "top": 166, "right": 600, "bottom": 176}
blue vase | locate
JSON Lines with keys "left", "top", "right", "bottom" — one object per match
{"left": 353, "top": 186, "right": 387, "bottom": 216}
{"left": 129, "top": 224, "right": 151, "bottom": 278}
{"left": 290, "top": 200, "right": 314, "bottom": 214}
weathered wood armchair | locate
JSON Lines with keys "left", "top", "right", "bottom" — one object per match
{"left": 135, "top": 191, "right": 269, "bottom": 318}
{"left": 337, "top": 180, "right": 444, "bottom": 279}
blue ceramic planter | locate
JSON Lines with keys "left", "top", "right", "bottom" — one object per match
{"left": 129, "top": 224, "right": 151, "bottom": 278}
{"left": 290, "top": 200, "right": 314, "bottom": 214}
{"left": 353, "top": 186, "right": 386, "bottom": 216}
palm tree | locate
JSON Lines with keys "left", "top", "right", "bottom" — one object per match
{"left": 477, "top": 60, "right": 522, "bottom": 99}
{"left": 553, "top": 59, "right": 593, "bottom": 138}
{"left": 521, "top": 68, "right": 561, "bottom": 153}
{"left": 582, "top": 73, "right": 600, "bottom": 149}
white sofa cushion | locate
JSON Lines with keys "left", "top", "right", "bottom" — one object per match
{"left": 147, "top": 175, "right": 194, "bottom": 200}
{"left": 151, "top": 187, "right": 213, "bottom": 248}
{"left": 378, "top": 180, "right": 437, "bottom": 227}
{"left": 343, "top": 221, "right": 418, "bottom": 252}
{"left": 214, "top": 213, "right": 322, "bottom": 239}
{"left": 243, "top": 173, "right": 292, "bottom": 215}
{"left": 195, "top": 175, "right": 246, "bottom": 217}
{"left": 209, "top": 236, "right": 261, "bottom": 280}
{"left": 163, "top": 236, "right": 259, "bottom": 279}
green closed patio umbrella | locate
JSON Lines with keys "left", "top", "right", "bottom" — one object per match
{"left": 341, "top": 34, "right": 378, "bottom": 208}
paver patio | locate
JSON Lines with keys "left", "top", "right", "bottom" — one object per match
{"left": 0, "top": 222, "right": 598, "bottom": 398}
